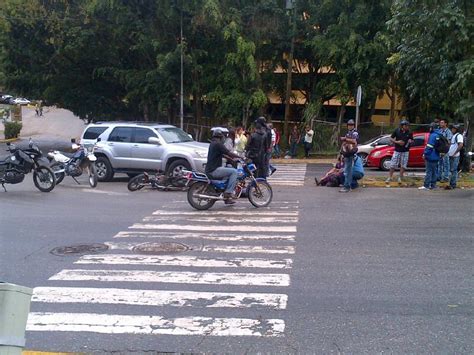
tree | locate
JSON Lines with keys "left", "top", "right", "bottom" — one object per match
{"left": 388, "top": 0, "right": 473, "bottom": 166}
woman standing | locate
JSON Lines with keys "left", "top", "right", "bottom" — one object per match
{"left": 234, "top": 126, "right": 247, "bottom": 157}
{"left": 288, "top": 125, "right": 300, "bottom": 158}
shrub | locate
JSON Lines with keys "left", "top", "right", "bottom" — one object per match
{"left": 4, "top": 121, "right": 22, "bottom": 139}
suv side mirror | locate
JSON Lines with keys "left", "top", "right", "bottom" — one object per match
{"left": 370, "top": 142, "right": 376, "bottom": 147}
{"left": 148, "top": 137, "right": 161, "bottom": 145}
{"left": 96, "top": 137, "right": 101, "bottom": 142}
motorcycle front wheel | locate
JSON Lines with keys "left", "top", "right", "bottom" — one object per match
{"left": 248, "top": 180, "right": 273, "bottom": 208}
{"left": 127, "top": 174, "right": 147, "bottom": 191}
{"left": 187, "top": 182, "right": 216, "bottom": 210}
{"left": 50, "top": 162, "right": 65, "bottom": 185}
{"left": 88, "top": 163, "right": 98, "bottom": 188}
{"left": 33, "top": 166, "right": 56, "bottom": 192}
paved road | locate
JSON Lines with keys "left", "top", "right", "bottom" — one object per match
{"left": 0, "top": 167, "right": 472, "bottom": 353}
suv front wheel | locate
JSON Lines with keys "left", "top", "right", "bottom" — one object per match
{"left": 167, "top": 159, "right": 191, "bottom": 187}
{"left": 96, "top": 156, "right": 115, "bottom": 182}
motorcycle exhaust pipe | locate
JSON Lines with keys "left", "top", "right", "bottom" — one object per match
{"left": 193, "top": 194, "right": 224, "bottom": 200}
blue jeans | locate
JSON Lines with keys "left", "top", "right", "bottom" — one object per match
{"left": 437, "top": 154, "right": 450, "bottom": 181}
{"left": 343, "top": 155, "right": 354, "bottom": 189}
{"left": 273, "top": 144, "right": 281, "bottom": 157}
{"left": 210, "top": 167, "right": 238, "bottom": 194}
{"left": 424, "top": 160, "right": 438, "bottom": 188}
{"left": 289, "top": 142, "right": 298, "bottom": 157}
{"left": 351, "top": 171, "right": 364, "bottom": 189}
{"left": 449, "top": 156, "right": 460, "bottom": 188}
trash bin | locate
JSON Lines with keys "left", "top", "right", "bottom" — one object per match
{"left": 0, "top": 282, "right": 33, "bottom": 355}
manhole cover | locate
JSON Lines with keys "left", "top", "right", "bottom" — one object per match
{"left": 50, "top": 243, "right": 109, "bottom": 256}
{"left": 132, "top": 242, "right": 189, "bottom": 255}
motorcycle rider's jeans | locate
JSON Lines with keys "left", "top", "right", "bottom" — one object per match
{"left": 210, "top": 167, "right": 238, "bottom": 194}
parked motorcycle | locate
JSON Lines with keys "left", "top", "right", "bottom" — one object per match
{"left": 127, "top": 170, "right": 190, "bottom": 192}
{"left": 186, "top": 161, "right": 273, "bottom": 210}
{"left": 48, "top": 138, "right": 99, "bottom": 188}
{"left": 0, "top": 139, "right": 56, "bottom": 192}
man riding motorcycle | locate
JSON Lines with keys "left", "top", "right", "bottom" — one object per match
{"left": 205, "top": 128, "right": 242, "bottom": 204}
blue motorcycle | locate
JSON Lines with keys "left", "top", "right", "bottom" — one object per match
{"left": 186, "top": 161, "right": 273, "bottom": 210}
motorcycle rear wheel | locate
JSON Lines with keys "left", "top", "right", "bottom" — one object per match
{"left": 187, "top": 182, "right": 216, "bottom": 210}
{"left": 50, "top": 162, "right": 65, "bottom": 185}
{"left": 88, "top": 163, "right": 98, "bottom": 188}
{"left": 33, "top": 166, "right": 56, "bottom": 192}
{"left": 248, "top": 180, "right": 272, "bottom": 208}
{"left": 127, "top": 174, "right": 147, "bottom": 191}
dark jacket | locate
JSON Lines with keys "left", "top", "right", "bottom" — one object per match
{"left": 245, "top": 128, "right": 266, "bottom": 162}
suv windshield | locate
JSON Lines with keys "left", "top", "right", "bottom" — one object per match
{"left": 158, "top": 127, "right": 193, "bottom": 143}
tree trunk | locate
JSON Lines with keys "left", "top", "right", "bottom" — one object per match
{"left": 389, "top": 89, "right": 396, "bottom": 126}
{"left": 331, "top": 104, "right": 346, "bottom": 147}
{"left": 283, "top": 10, "right": 296, "bottom": 140}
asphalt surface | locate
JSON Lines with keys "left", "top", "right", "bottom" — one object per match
{"left": 0, "top": 161, "right": 472, "bottom": 353}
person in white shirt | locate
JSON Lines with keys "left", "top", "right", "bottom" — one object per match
{"left": 446, "top": 124, "right": 464, "bottom": 189}
{"left": 303, "top": 125, "right": 314, "bottom": 158}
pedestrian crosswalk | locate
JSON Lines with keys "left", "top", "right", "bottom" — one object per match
{"left": 27, "top": 199, "right": 299, "bottom": 338}
{"left": 267, "top": 163, "right": 307, "bottom": 186}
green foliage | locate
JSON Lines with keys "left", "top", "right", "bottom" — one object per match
{"left": 0, "top": 0, "right": 470, "bottom": 133}
{"left": 388, "top": 0, "right": 473, "bottom": 119}
{"left": 4, "top": 121, "right": 22, "bottom": 139}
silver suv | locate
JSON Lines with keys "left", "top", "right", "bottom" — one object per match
{"left": 80, "top": 122, "right": 208, "bottom": 181}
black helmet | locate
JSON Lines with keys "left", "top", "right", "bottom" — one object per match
{"left": 212, "top": 128, "right": 224, "bottom": 138}
{"left": 400, "top": 120, "right": 409, "bottom": 126}
{"left": 255, "top": 116, "right": 267, "bottom": 126}
{"left": 452, "top": 124, "right": 461, "bottom": 130}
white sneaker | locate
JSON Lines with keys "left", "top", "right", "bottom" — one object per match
{"left": 418, "top": 186, "right": 429, "bottom": 190}
{"left": 385, "top": 177, "right": 391, "bottom": 183}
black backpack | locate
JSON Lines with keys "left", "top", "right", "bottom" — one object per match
{"left": 434, "top": 134, "right": 450, "bottom": 154}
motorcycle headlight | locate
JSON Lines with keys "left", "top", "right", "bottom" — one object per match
{"left": 194, "top": 150, "right": 207, "bottom": 158}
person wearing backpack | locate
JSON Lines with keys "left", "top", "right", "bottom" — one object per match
{"left": 437, "top": 118, "right": 453, "bottom": 182}
{"left": 419, "top": 123, "right": 442, "bottom": 190}
{"left": 445, "top": 124, "right": 464, "bottom": 190}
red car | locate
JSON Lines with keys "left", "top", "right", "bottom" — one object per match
{"left": 367, "top": 132, "right": 429, "bottom": 171}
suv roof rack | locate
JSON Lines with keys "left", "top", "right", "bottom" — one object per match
{"left": 93, "top": 121, "right": 168, "bottom": 125}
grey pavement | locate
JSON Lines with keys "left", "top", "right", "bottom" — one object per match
{"left": 0, "top": 168, "right": 472, "bottom": 353}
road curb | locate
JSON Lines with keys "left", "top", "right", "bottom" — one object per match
{"left": 0, "top": 137, "right": 19, "bottom": 143}
{"left": 23, "top": 352, "right": 83, "bottom": 355}
{"left": 361, "top": 178, "right": 473, "bottom": 189}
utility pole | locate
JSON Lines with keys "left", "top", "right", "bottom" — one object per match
{"left": 284, "top": 0, "right": 296, "bottom": 140}
{"left": 179, "top": 5, "right": 184, "bottom": 130}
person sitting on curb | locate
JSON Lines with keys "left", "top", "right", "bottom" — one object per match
{"left": 419, "top": 123, "right": 442, "bottom": 191}
{"left": 446, "top": 124, "right": 464, "bottom": 190}
{"left": 315, "top": 154, "right": 344, "bottom": 187}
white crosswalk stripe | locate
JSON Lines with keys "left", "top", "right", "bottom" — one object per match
{"left": 32, "top": 287, "right": 288, "bottom": 309}
{"left": 27, "top": 312, "right": 285, "bottom": 336}
{"left": 77, "top": 253, "right": 293, "bottom": 269}
{"left": 267, "top": 163, "right": 307, "bottom": 186}
{"left": 27, "top": 200, "right": 299, "bottom": 338}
